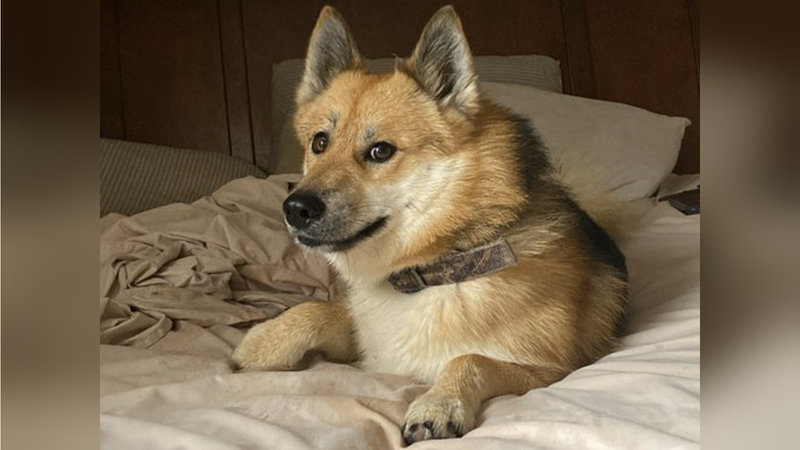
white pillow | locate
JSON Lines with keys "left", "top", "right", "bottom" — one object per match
{"left": 481, "top": 81, "right": 690, "bottom": 202}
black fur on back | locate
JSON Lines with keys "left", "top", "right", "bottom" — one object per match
{"left": 508, "top": 114, "right": 553, "bottom": 194}
{"left": 509, "top": 113, "right": 628, "bottom": 336}
{"left": 508, "top": 112, "right": 627, "bottom": 277}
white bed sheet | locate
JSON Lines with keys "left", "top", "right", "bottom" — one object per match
{"left": 100, "top": 179, "right": 700, "bottom": 450}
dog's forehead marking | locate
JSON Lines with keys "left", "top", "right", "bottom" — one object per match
{"left": 329, "top": 75, "right": 388, "bottom": 146}
{"left": 363, "top": 127, "right": 377, "bottom": 143}
{"left": 350, "top": 74, "right": 421, "bottom": 142}
{"left": 313, "top": 71, "right": 425, "bottom": 154}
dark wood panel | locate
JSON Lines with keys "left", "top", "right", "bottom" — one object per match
{"left": 100, "top": 0, "right": 124, "bottom": 138}
{"left": 219, "top": 0, "right": 254, "bottom": 163}
{"left": 584, "top": 0, "right": 700, "bottom": 173}
{"left": 117, "top": 0, "right": 229, "bottom": 153}
{"left": 101, "top": 0, "right": 700, "bottom": 173}
{"left": 688, "top": 0, "right": 699, "bottom": 84}
{"left": 559, "top": 0, "right": 596, "bottom": 97}
{"left": 242, "top": 0, "right": 568, "bottom": 169}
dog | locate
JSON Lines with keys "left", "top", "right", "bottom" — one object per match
{"left": 232, "top": 5, "right": 627, "bottom": 444}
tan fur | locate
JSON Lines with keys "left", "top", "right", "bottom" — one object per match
{"left": 233, "top": 300, "right": 356, "bottom": 370}
{"left": 233, "top": 5, "right": 627, "bottom": 444}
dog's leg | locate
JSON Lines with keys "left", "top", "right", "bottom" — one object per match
{"left": 231, "top": 300, "right": 356, "bottom": 371}
{"left": 402, "top": 354, "right": 566, "bottom": 444}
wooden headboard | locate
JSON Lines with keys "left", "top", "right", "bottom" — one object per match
{"left": 101, "top": 0, "right": 699, "bottom": 174}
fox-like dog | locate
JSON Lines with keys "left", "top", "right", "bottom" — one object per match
{"left": 233, "top": 5, "right": 627, "bottom": 444}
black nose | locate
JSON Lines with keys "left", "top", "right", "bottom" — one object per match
{"left": 283, "top": 191, "right": 326, "bottom": 230}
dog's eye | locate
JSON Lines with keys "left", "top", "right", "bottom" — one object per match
{"left": 366, "top": 142, "right": 396, "bottom": 163}
{"left": 311, "top": 133, "right": 328, "bottom": 154}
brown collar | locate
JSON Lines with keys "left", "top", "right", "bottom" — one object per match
{"left": 387, "top": 238, "right": 517, "bottom": 293}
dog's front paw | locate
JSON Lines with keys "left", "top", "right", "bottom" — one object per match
{"left": 402, "top": 390, "right": 475, "bottom": 445}
{"left": 231, "top": 319, "right": 308, "bottom": 371}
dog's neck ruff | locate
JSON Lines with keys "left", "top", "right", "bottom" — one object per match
{"left": 387, "top": 238, "right": 517, "bottom": 293}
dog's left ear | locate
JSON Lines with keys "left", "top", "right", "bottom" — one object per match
{"left": 406, "top": 6, "right": 478, "bottom": 116}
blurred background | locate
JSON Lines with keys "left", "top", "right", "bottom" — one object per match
{"left": 3, "top": 0, "right": 800, "bottom": 449}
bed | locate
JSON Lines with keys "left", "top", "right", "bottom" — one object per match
{"left": 100, "top": 6, "right": 699, "bottom": 446}
{"left": 99, "top": 172, "right": 699, "bottom": 449}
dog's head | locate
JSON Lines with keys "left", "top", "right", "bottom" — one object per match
{"left": 284, "top": 6, "right": 515, "bottom": 264}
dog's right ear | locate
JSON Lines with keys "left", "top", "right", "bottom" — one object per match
{"left": 296, "top": 6, "right": 362, "bottom": 105}
{"left": 406, "top": 6, "right": 478, "bottom": 116}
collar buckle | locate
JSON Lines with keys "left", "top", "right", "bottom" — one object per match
{"left": 388, "top": 267, "right": 427, "bottom": 294}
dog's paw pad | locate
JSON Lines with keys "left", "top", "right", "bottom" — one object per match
{"left": 402, "top": 422, "right": 431, "bottom": 443}
{"left": 402, "top": 418, "right": 464, "bottom": 445}
{"left": 402, "top": 393, "right": 470, "bottom": 445}
{"left": 446, "top": 420, "right": 464, "bottom": 437}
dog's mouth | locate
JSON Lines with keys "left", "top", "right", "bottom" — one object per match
{"left": 296, "top": 216, "right": 388, "bottom": 252}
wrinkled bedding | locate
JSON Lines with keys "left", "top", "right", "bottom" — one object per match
{"left": 100, "top": 175, "right": 700, "bottom": 449}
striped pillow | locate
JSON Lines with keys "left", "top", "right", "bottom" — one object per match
{"left": 101, "top": 138, "right": 266, "bottom": 216}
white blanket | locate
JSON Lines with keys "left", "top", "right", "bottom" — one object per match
{"left": 100, "top": 176, "right": 700, "bottom": 449}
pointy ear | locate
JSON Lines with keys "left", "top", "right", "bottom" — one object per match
{"left": 406, "top": 6, "right": 478, "bottom": 116}
{"left": 297, "top": 6, "right": 362, "bottom": 105}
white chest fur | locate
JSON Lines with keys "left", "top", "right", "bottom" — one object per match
{"left": 345, "top": 280, "right": 516, "bottom": 384}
